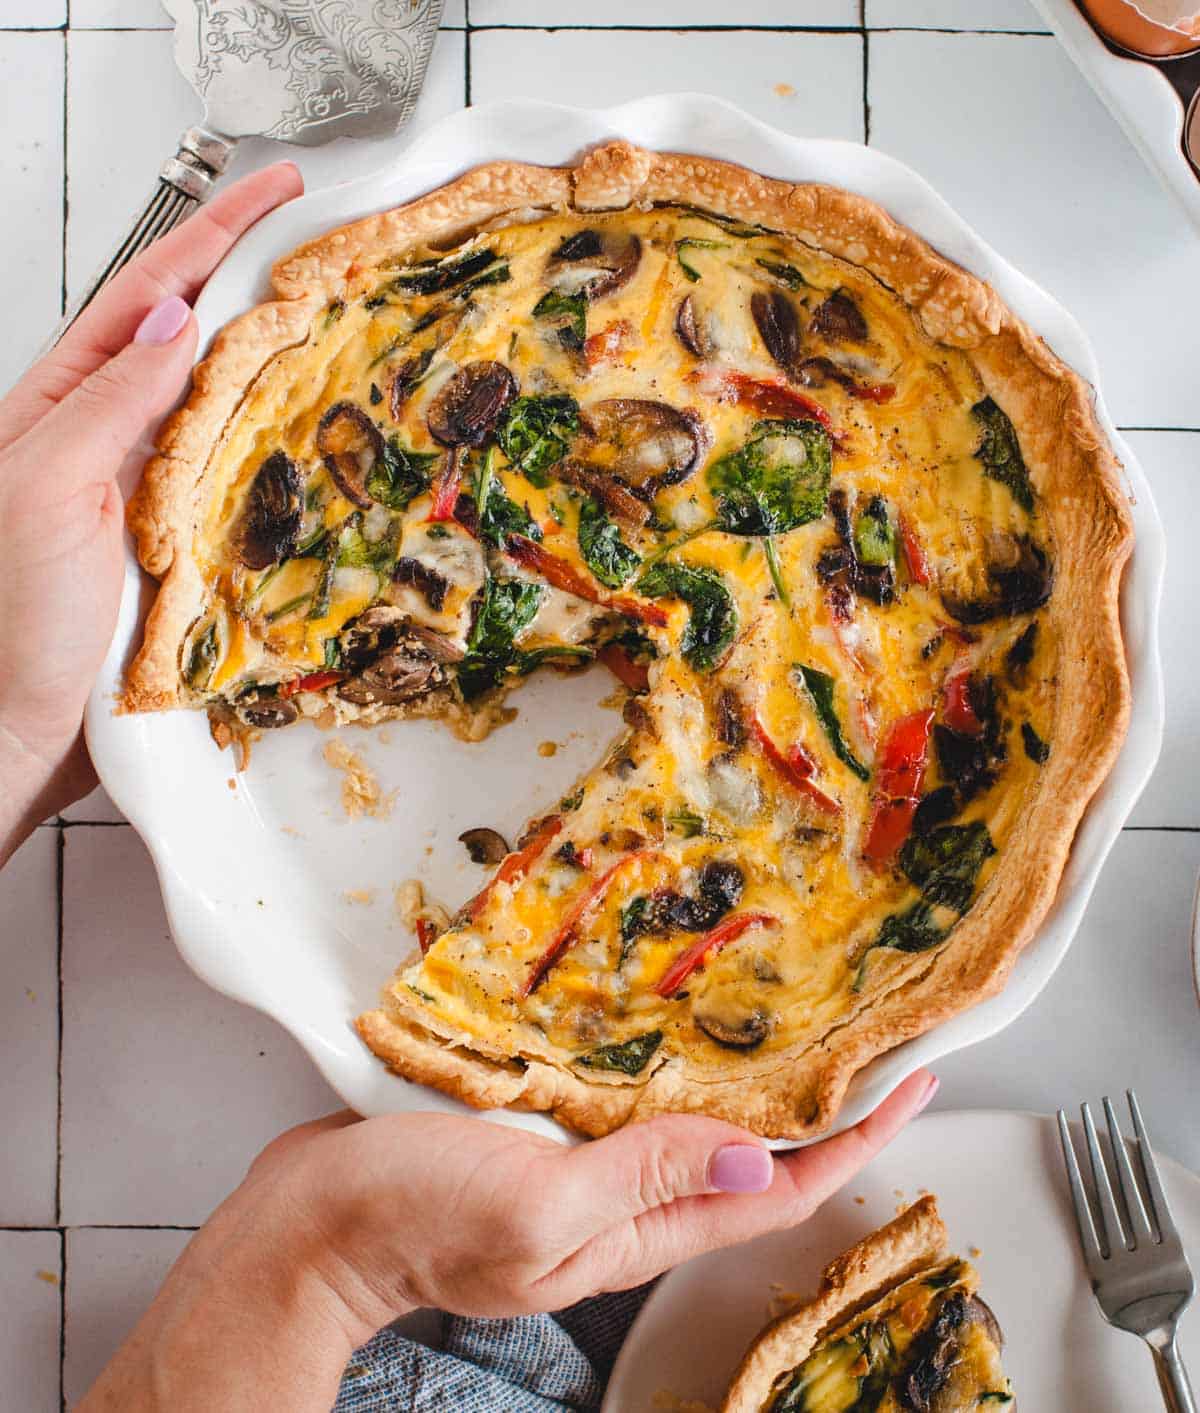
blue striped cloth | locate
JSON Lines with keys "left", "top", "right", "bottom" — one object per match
{"left": 333, "top": 1287, "right": 652, "bottom": 1412}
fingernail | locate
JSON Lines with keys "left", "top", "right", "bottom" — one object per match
{"left": 914, "top": 1074, "right": 940, "bottom": 1117}
{"left": 708, "top": 1143, "right": 773, "bottom": 1194}
{"left": 134, "top": 295, "right": 191, "bottom": 347}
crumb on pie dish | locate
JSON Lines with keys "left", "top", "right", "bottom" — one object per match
{"left": 124, "top": 141, "right": 1132, "bottom": 1140}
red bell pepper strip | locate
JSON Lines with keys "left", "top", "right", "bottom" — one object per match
{"left": 863, "top": 708, "right": 934, "bottom": 863}
{"left": 898, "top": 512, "right": 932, "bottom": 587}
{"left": 521, "top": 849, "right": 656, "bottom": 997}
{"left": 415, "top": 917, "right": 438, "bottom": 955}
{"left": 427, "top": 448, "right": 463, "bottom": 522}
{"left": 719, "top": 370, "right": 834, "bottom": 430}
{"left": 584, "top": 318, "right": 634, "bottom": 368}
{"left": 504, "top": 534, "right": 669, "bottom": 628}
{"left": 655, "top": 911, "right": 780, "bottom": 998}
{"left": 461, "top": 815, "right": 562, "bottom": 924}
{"left": 942, "top": 669, "right": 982, "bottom": 736}
{"left": 597, "top": 643, "right": 651, "bottom": 693}
{"left": 279, "top": 669, "right": 346, "bottom": 698}
{"left": 847, "top": 381, "right": 896, "bottom": 404}
{"left": 751, "top": 715, "right": 841, "bottom": 816}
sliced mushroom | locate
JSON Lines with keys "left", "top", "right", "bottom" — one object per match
{"left": 899, "top": 1292, "right": 1005, "bottom": 1413}
{"left": 426, "top": 361, "right": 517, "bottom": 448}
{"left": 942, "top": 533, "right": 1053, "bottom": 625}
{"left": 338, "top": 607, "right": 461, "bottom": 677}
{"left": 393, "top": 556, "right": 449, "bottom": 613}
{"left": 234, "top": 691, "right": 300, "bottom": 730}
{"left": 674, "top": 294, "right": 710, "bottom": 359}
{"left": 316, "top": 403, "right": 384, "bottom": 509}
{"left": 577, "top": 398, "right": 706, "bottom": 498}
{"left": 715, "top": 689, "right": 746, "bottom": 748}
{"left": 235, "top": 450, "right": 303, "bottom": 570}
{"left": 337, "top": 639, "right": 450, "bottom": 706}
{"left": 695, "top": 1009, "right": 771, "bottom": 1049}
{"left": 558, "top": 458, "right": 652, "bottom": 528}
{"left": 809, "top": 288, "right": 868, "bottom": 343}
{"left": 546, "top": 228, "right": 641, "bottom": 300}
{"left": 458, "top": 827, "right": 510, "bottom": 865}
{"left": 751, "top": 289, "right": 801, "bottom": 375}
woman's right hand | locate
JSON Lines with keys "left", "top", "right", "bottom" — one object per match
{"left": 81, "top": 1072, "right": 936, "bottom": 1412}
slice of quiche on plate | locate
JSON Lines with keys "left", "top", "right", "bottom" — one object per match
{"left": 721, "top": 1196, "right": 1013, "bottom": 1412}
{"left": 123, "top": 140, "right": 1132, "bottom": 1140}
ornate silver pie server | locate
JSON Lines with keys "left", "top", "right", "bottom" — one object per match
{"left": 51, "top": 0, "right": 444, "bottom": 346}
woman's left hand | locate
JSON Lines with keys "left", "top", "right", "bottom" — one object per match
{"left": 80, "top": 1071, "right": 936, "bottom": 1412}
{"left": 0, "top": 163, "right": 303, "bottom": 864}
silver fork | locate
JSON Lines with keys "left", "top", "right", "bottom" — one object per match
{"left": 1058, "top": 1091, "right": 1197, "bottom": 1413}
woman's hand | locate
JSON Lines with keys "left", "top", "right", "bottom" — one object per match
{"left": 81, "top": 1072, "right": 937, "bottom": 1412}
{"left": 0, "top": 163, "right": 303, "bottom": 865}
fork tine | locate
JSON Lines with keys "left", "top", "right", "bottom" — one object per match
{"left": 1057, "top": 1108, "right": 1105, "bottom": 1267}
{"left": 1128, "top": 1089, "right": 1173, "bottom": 1244}
{"left": 1082, "top": 1100, "right": 1128, "bottom": 1255}
{"left": 1102, "top": 1095, "right": 1155, "bottom": 1244}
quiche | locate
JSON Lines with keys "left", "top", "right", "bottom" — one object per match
{"left": 722, "top": 1196, "right": 1013, "bottom": 1412}
{"left": 125, "top": 142, "right": 1132, "bottom": 1140}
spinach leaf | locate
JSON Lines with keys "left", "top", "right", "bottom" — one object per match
{"left": 755, "top": 257, "right": 807, "bottom": 290}
{"left": 322, "top": 299, "right": 345, "bottom": 330}
{"left": 456, "top": 577, "right": 544, "bottom": 701}
{"left": 533, "top": 289, "right": 587, "bottom": 352}
{"left": 674, "top": 204, "right": 766, "bottom": 239}
{"left": 336, "top": 519, "right": 400, "bottom": 577}
{"left": 875, "top": 900, "right": 948, "bottom": 954}
{"left": 707, "top": 419, "right": 832, "bottom": 537}
{"left": 675, "top": 237, "right": 727, "bottom": 282}
{"left": 473, "top": 449, "right": 541, "bottom": 548}
{"left": 497, "top": 394, "right": 580, "bottom": 486}
{"left": 899, "top": 821, "right": 996, "bottom": 913}
{"left": 853, "top": 495, "right": 896, "bottom": 567}
{"left": 578, "top": 497, "right": 641, "bottom": 588}
{"left": 1022, "top": 721, "right": 1050, "bottom": 764}
{"left": 637, "top": 561, "right": 738, "bottom": 673}
{"left": 512, "top": 645, "right": 593, "bottom": 675}
{"left": 972, "top": 396, "right": 1034, "bottom": 512}
{"left": 576, "top": 1029, "right": 663, "bottom": 1076}
{"left": 390, "top": 246, "right": 502, "bottom": 296}
{"left": 795, "top": 664, "right": 869, "bottom": 782}
{"left": 619, "top": 896, "right": 651, "bottom": 956}
{"left": 184, "top": 622, "right": 218, "bottom": 690}
{"left": 559, "top": 786, "right": 584, "bottom": 813}
{"left": 366, "top": 437, "right": 439, "bottom": 511}
{"left": 667, "top": 806, "right": 706, "bottom": 838}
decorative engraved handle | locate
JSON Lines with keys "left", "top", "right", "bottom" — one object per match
{"left": 41, "top": 126, "right": 236, "bottom": 356}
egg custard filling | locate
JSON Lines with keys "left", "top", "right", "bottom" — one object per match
{"left": 126, "top": 144, "right": 1131, "bottom": 1138}
{"left": 722, "top": 1198, "right": 1012, "bottom": 1413}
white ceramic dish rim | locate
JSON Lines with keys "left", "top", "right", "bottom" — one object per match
{"left": 86, "top": 94, "right": 1165, "bottom": 1148}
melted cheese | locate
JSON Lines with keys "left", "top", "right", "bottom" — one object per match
{"left": 184, "top": 205, "right": 1057, "bottom": 1071}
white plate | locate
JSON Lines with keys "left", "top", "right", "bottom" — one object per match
{"left": 604, "top": 1109, "right": 1200, "bottom": 1411}
{"left": 85, "top": 95, "right": 1165, "bottom": 1145}
{"left": 1034, "top": 0, "right": 1200, "bottom": 234}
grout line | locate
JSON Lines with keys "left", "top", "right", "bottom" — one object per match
{"left": 54, "top": 826, "right": 64, "bottom": 1229}
{"left": 467, "top": 23, "right": 864, "bottom": 33}
{"left": 464, "top": 17, "right": 472, "bottom": 107}
{"left": 0, "top": 1224, "right": 200, "bottom": 1233}
{"left": 60, "top": 26, "right": 68, "bottom": 318}
{"left": 1116, "top": 425, "right": 1200, "bottom": 434}
{"left": 862, "top": 29, "right": 871, "bottom": 146}
{"left": 58, "top": 1227, "right": 66, "bottom": 1413}
{"left": 1123, "top": 826, "right": 1200, "bottom": 833}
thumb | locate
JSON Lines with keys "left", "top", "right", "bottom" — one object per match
{"left": 556, "top": 1113, "right": 773, "bottom": 1238}
{"left": 21, "top": 295, "right": 198, "bottom": 490}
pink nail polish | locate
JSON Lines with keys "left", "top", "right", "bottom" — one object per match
{"left": 134, "top": 295, "right": 191, "bottom": 347}
{"left": 709, "top": 1144, "right": 773, "bottom": 1194}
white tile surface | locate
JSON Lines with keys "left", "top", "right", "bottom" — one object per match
{"left": 0, "top": 829, "right": 59, "bottom": 1226}
{"left": 868, "top": 31, "right": 1200, "bottom": 429}
{"left": 0, "top": 1232, "right": 61, "bottom": 1413}
{"left": 932, "top": 830, "right": 1200, "bottom": 1172}
{"left": 66, "top": 28, "right": 466, "bottom": 298}
{"left": 471, "top": 28, "right": 865, "bottom": 141}
{"left": 866, "top": 0, "right": 1048, "bottom": 28}
{"left": 0, "top": 0, "right": 65, "bottom": 25}
{"left": 1127, "top": 431, "right": 1200, "bottom": 829}
{"left": 61, "top": 782, "right": 127, "bottom": 824}
{"left": 0, "top": 33, "right": 62, "bottom": 393}
{"left": 64, "top": 1227, "right": 191, "bottom": 1408}
{"left": 471, "top": 0, "right": 858, "bottom": 24}
{"left": 60, "top": 826, "right": 341, "bottom": 1226}
{"left": 71, "top": 0, "right": 169, "bottom": 25}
